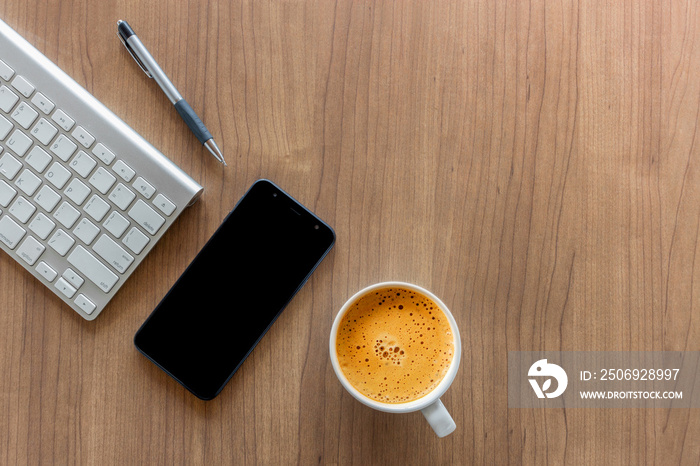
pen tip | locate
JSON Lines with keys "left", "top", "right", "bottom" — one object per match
{"left": 204, "top": 139, "right": 227, "bottom": 166}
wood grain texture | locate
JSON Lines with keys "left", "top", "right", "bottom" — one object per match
{"left": 0, "top": 0, "right": 699, "bottom": 464}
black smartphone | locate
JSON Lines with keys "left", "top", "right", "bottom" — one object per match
{"left": 134, "top": 179, "right": 335, "bottom": 400}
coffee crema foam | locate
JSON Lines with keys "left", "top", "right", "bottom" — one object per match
{"left": 335, "top": 287, "right": 454, "bottom": 404}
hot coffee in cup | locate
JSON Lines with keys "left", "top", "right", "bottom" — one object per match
{"left": 330, "top": 282, "right": 461, "bottom": 437}
{"left": 335, "top": 287, "right": 455, "bottom": 403}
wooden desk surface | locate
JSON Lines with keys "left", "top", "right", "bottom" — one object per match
{"left": 1, "top": 1, "right": 699, "bottom": 464}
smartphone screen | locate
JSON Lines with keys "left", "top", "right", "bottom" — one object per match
{"left": 134, "top": 179, "right": 335, "bottom": 400}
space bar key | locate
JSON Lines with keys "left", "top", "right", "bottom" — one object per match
{"left": 67, "top": 246, "right": 119, "bottom": 293}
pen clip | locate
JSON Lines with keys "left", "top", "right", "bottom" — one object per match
{"left": 117, "top": 29, "right": 153, "bottom": 79}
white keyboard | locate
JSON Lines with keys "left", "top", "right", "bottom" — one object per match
{"left": 0, "top": 18, "right": 203, "bottom": 320}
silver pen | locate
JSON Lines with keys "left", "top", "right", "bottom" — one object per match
{"left": 117, "top": 20, "right": 226, "bottom": 166}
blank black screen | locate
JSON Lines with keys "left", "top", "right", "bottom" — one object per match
{"left": 134, "top": 180, "right": 335, "bottom": 400}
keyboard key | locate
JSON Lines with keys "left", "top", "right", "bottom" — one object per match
{"left": 62, "top": 268, "right": 84, "bottom": 289}
{"left": 153, "top": 194, "right": 176, "bottom": 216}
{"left": 51, "top": 109, "right": 74, "bottom": 131}
{"left": 11, "top": 102, "right": 38, "bottom": 129}
{"left": 71, "top": 126, "right": 94, "bottom": 149}
{"left": 112, "top": 160, "right": 135, "bottom": 182}
{"left": 50, "top": 134, "right": 77, "bottom": 161}
{"left": 0, "top": 114, "right": 12, "bottom": 140}
{"left": 0, "top": 179, "right": 16, "bottom": 206}
{"left": 73, "top": 218, "right": 100, "bottom": 245}
{"left": 6, "top": 129, "right": 32, "bottom": 156}
{"left": 84, "top": 194, "right": 110, "bottom": 222}
{"left": 103, "top": 211, "right": 129, "bottom": 238}
{"left": 54, "top": 277, "right": 76, "bottom": 298}
{"left": 16, "top": 235, "right": 45, "bottom": 265}
{"left": 64, "top": 178, "right": 91, "bottom": 205}
{"left": 122, "top": 227, "right": 149, "bottom": 255}
{"left": 74, "top": 294, "right": 96, "bottom": 314}
{"left": 45, "top": 162, "right": 71, "bottom": 189}
{"left": 30, "top": 92, "right": 54, "bottom": 114}
{"left": 10, "top": 75, "right": 34, "bottom": 98}
{"left": 0, "top": 60, "right": 14, "bottom": 81}
{"left": 128, "top": 199, "right": 164, "bottom": 236}
{"left": 30, "top": 118, "right": 57, "bottom": 145}
{"left": 0, "top": 152, "right": 21, "bottom": 179}
{"left": 53, "top": 201, "right": 81, "bottom": 228}
{"left": 0, "top": 85, "right": 18, "bottom": 112}
{"left": 93, "top": 234, "right": 133, "bottom": 274}
{"left": 67, "top": 245, "right": 118, "bottom": 293}
{"left": 14, "top": 168, "right": 41, "bottom": 196}
{"left": 108, "top": 183, "right": 136, "bottom": 210}
{"left": 0, "top": 215, "right": 25, "bottom": 248}
{"left": 92, "top": 143, "right": 115, "bottom": 165}
{"left": 69, "top": 150, "right": 97, "bottom": 178}
{"left": 132, "top": 176, "right": 155, "bottom": 199}
{"left": 35, "top": 261, "right": 57, "bottom": 282}
{"left": 25, "top": 146, "right": 52, "bottom": 172}
{"left": 48, "top": 229, "right": 75, "bottom": 256}
{"left": 28, "top": 212, "right": 55, "bottom": 240}
{"left": 89, "top": 167, "right": 116, "bottom": 194}
{"left": 8, "top": 195, "right": 35, "bottom": 223}
{"left": 34, "top": 185, "right": 61, "bottom": 212}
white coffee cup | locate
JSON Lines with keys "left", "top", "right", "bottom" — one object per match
{"left": 329, "top": 282, "right": 461, "bottom": 437}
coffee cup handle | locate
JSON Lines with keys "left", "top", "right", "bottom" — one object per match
{"left": 420, "top": 399, "right": 456, "bottom": 437}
